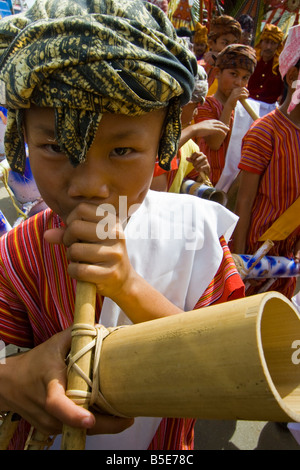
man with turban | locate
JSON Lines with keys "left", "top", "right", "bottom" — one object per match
{"left": 192, "top": 22, "right": 208, "bottom": 61}
{"left": 247, "top": 24, "right": 285, "bottom": 116}
{"left": 0, "top": 0, "right": 244, "bottom": 451}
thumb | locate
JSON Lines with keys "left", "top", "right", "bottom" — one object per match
{"left": 46, "top": 379, "right": 96, "bottom": 429}
{"left": 44, "top": 228, "right": 66, "bottom": 245}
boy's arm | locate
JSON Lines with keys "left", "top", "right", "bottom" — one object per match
{"left": 0, "top": 329, "right": 133, "bottom": 437}
{"left": 179, "top": 119, "right": 230, "bottom": 148}
{"left": 205, "top": 87, "right": 249, "bottom": 151}
{"left": 231, "top": 170, "right": 261, "bottom": 254}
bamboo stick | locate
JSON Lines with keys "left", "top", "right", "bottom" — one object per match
{"left": 0, "top": 412, "right": 20, "bottom": 450}
{"left": 61, "top": 281, "right": 97, "bottom": 450}
{"left": 240, "top": 98, "right": 260, "bottom": 121}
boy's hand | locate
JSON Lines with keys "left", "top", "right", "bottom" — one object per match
{"left": 192, "top": 119, "right": 230, "bottom": 138}
{"left": 44, "top": 202, "right": 135, "bottom": 302}
{"left": 186, "top": 151, "right": 210, "bottom": 176}
{"left": 227, "top": 87, "right": 249, "bottom": 109}
{"left": 1, "top": 329, "right": 134, "bottom": 437}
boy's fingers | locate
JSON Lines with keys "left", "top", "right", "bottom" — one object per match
{"left": 44, "top": 228, "right": 66, "bottom": 245}
{"left": 46, "top": 379, "right": 96, "bottom": 430}
{"left": 89, "top": 415, "right": 135, "bottom": 435}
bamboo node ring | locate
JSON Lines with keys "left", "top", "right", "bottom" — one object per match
{"left": 66, "top": 323, "right": 130, "bottom": 418}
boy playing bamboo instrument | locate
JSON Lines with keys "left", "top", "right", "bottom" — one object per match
{"left": 194, "top": 44, "right": 257, "bottom": 188}
{"left": 0, "top": 0, "right": 244, "bottom": 450}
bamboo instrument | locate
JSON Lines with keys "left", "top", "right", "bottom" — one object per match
{"left": 0, "top": 412, "right": 20, "bottom": 450}
{"left": 233, "top": 254, "right": 300, "bottom": 280}
{"left": 232, "top": 240, "right": 274, "bottom": 279}
{"left": 181, "top": 179, "right": 228, "bottom": 206}
{"left": 2, "top": 291, "right": 300, "bottom": 448}
{"left": 94, "top": 292, "right": 300, "bottom": 423}
{"left": 240, "top": 98, "right": 260, "bottom": 121}
{"left": 61, "top": 281, "right": 97, "bottom": 450}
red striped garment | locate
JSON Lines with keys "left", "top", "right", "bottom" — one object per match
{"left": 237, "top": 108, "right": 300, "bottom": 298}
{"left": 0, "top": 209, "right": 244, "bottom": 450}
{"left": 194, "top": 96, "right": 234, "bottom": 186}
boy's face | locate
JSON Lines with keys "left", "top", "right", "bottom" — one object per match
{"left": 24, "top": 106, "right": 166, "bottom": 223}
{"left": 216, "top": 67, "right": 251, "bottom": 96}
{"left": 210, "top": 33, "right": 238, "bottom": 54}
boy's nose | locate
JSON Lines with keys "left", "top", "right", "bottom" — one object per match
{"left": 68, "top": 156, "right": 110, "bottom": 200}
{"left": 235, "top": 76, "right": 243, "bottom": 86}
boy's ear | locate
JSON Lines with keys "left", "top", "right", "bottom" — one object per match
{"left": 214, "top": 66, "right": 221, "bottom": 77}
{"left": 285, "top": 66, "right": 299, "bottom": 87}
{"left": 207, "top": 38, "right": 215, "bottom": 50}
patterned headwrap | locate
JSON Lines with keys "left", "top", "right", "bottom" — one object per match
{"left": 256, "top": 24, "right": 284, "bottom": 75}
{"left": 0, "top": 0, "right": 197, "bottom": 173}
{"left": 216, "top": 44, "right": 257, "bottom": 74}
{"left": 279, "top": 24, "right": 300, "bottom": 114}
{"left": 208, "top": 15, "right": 242, "bottom": 43}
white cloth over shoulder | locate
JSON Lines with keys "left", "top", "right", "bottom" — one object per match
{"left": 53, "top": 190, "right": 238, "bottom": 450}
{"left": 216, "top": 99, "right": 260, "bottom": 193}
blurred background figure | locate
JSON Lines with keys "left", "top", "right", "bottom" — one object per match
{"left": 192, "top": 22, "right": 208, "bottom": 61}
{"left": 238, "top": 14, "right": 254, "bottom": 46}
{"left": 247, "top": 24, "right": 284, "bottom": 117}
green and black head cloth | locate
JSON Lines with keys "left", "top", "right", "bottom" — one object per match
{"left": 0, "top": 0, "right": 197, "bottom": 173}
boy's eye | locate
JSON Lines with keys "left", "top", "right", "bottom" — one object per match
{"left": 44, "top": 143, "right": 63, "bottom": 154}
{"left": 111, "top": 147, "right": 132, "bottom": 157}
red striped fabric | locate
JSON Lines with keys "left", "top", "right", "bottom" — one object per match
{"left": 238, "top": 108, "right": 300, "bottom": 298}
{"left": 0, "top": 209, "right": 244, "bottom": 449}
{"left": 194, "top": 97, "right": 234, "bottom": 186}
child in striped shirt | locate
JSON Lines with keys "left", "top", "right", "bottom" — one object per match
{"left": 231, "top": 25, "right": 300, "bottom": 299}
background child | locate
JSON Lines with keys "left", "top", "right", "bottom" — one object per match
{"left": 200, "top": 15, "right": 242, "bottom": 96}
{"left": 0, "top": 0, "right": 244, "bottom": 450}
{"left": 194, "top": 44, "right": 257, "bottom": 188}
{"left": 230, "top": 24, "right": 300, "bottom": 299}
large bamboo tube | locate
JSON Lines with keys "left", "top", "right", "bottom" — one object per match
{"left": 96, "top": 292, "right": 300, "bottom": 423}
{"left": 61, "top": 281, "right": 96, "bottom": 450}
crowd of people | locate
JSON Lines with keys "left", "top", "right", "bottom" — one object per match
{"left": 0, "top": 0, "right": 299, "bottom": 451}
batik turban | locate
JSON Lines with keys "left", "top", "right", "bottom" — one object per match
{"left": 279, "top": 24, "right": 300, "bottom": 114}
{"left": 256, "top": 24, "right": 284, "bottom": 75}
{"left": 207, "top": 15, "right": 242, "bottom": 43}
{"left": 216, "top": 44, "right": 257, "bottom": 74}
{"left": 194, "top": 23, "right": 208, "bottom": 45}
{"left": 0, "top": 0, "right": 197, "bottom": 173}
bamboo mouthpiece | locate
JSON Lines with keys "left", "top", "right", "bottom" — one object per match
{"left": 240, "top": 98, "right": 260, "bottom": 121}
{"left": 61, "top": 281, "right": 97, "bottom": 450}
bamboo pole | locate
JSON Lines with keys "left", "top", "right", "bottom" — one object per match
{"left": 61, "top": 281, "right": 96, "bottom": 450}
{"left": 0, "top": 412, "right": 20, "bottom": 450}
{"left": 240, "top": 98, "right": 260, "bottom": 121}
